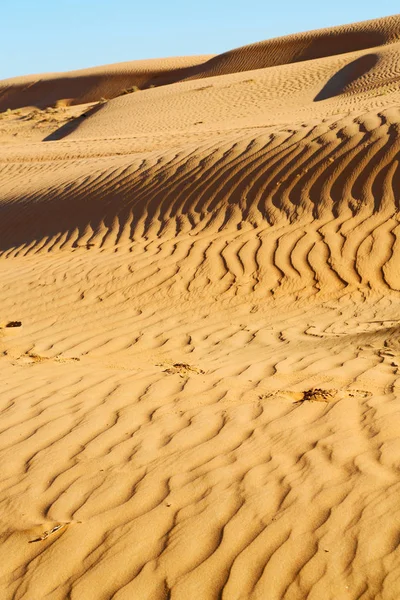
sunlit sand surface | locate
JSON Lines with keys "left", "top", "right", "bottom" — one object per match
{"left": 1, "top": 14, "right": 400, "bottom": 599}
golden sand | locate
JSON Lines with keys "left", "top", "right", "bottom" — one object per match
{"left": 1, "top": 14, "right": 400, "bottom": 599}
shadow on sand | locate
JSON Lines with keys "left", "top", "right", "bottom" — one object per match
{"left": 43, "top": 102, "right": 105, "bottom": 141}
{"left": 315, "top": 54, "right": 379, "bottom": 101}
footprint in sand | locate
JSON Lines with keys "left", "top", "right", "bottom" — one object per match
{"left": 13, "top": 352, "right": 80, "bottom": 366}
{"left": 260, "top": 388, "right": 372, "bottom": 404}
{"left": 159, "top": 362, "right": 205, "bottom": 377}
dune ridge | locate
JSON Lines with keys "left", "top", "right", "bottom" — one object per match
{"left": 0, "top": 55, "right": 211, "bottom": 111}
{"left": 1, "top": 13, "right": 400, "bottom": 600}
{"left": 1, "top": 13, "right": 399, "bottom": 110}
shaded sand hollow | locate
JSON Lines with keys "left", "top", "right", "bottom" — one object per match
{"left": 2, "top": 13, "right": 400, "bottom": 600}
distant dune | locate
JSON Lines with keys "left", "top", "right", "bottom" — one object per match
{"left": 0, "top": 55, "right": 211, "bottom": 110}
{"left": 1, "top": 14, "right": 400, "bottom": 600}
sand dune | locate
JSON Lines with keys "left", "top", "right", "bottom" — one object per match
{"left": 187, "top": 14, "right": 400, "bottom": 75}
{"left": 2, "top": 13, "right": 399, "bottom": 111}
{"left": 0, "top": 55, "right": 211, "bottom": 111}
{"left": 1, "top": 13, "right": 400, "bottom": 600}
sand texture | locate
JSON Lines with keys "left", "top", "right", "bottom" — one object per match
{"left": 1, "top": 13, "right": 400, "bottom": 600}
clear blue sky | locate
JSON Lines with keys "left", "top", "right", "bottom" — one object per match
{"left": 1, "top": 1, "right": 398, "bottom": 80}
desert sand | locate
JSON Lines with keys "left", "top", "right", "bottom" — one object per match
{"left": 1, "top": 13, "right": 400, "bottom": 599}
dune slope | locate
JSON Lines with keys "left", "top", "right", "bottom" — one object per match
{"left": 1, "top": 14, "right": 400, "bottom": 600}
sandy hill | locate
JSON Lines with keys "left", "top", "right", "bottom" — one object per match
{"left": 0, "top": 55, "right": 211, "bottom": 111}
{"left": 1, "top": 13, "right": 400, "bottom": 600}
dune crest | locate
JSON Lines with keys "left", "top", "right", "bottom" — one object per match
{"left": 1, "top": 13, "right": 400, "bottom": 600}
